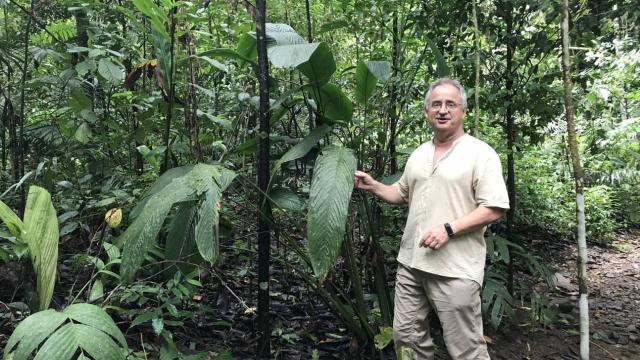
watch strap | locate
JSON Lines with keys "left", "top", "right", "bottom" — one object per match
{"left": 444, "top": 223, "right": 455, "bottom": 238}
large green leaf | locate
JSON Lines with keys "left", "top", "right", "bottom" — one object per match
{"left": 120, "top": 164, "right": 235, "bottom": 281}
{"left": 98, "top": 58, "right": 125, "bottom": 85}
{"left": 4, "top": 309, "right": 67, "bottom": 360}
{"left": 194, "top": 56, "right": 227, "bottom": 72}
{"left": 296, "top": 43, "right": 336, "bottom": 86}
{"left": 120, "top": 176, "right": 197, "bottom": 282}
{"left": 267, "top": 43, "right": 318, "bottom": 68}
{"left": 68, "top": 88, "right": 92, "bottom": 113}
{"left": 194, "top": 188, "right": 221, "bottom": 263}
{"left": 355, "top": 60, "right": 391, "bottom": 104}
{"left": 165, "top": 203, "right": 200, "bottom": 276}
{"left": 198, "top": 48, "right": 255, "bottom": 65}
{"left": 307, "top": 145, "right": 357, "bottom": 279}
{"left": 236, "top": 33, "right": 257, "bottom": 66}
{"left": 269, "top": 188, "right": 305, "bottom": 212}
{"left": 63, "top": 303, "right": 127, "bottom": 347}
{"left": 4, "top": 303, "right": 127, "bottom": 360}
{"left": 0, "top": 200, "right": 25, "bottom": 238}
{"left": 75, "top": 122, "right": 92, "bottom": 144}
{"left": 130, "top": 165, "right": 195, "bottom": 220}
{"left": 425, "top": 37, "right": 449, "bottom": 77}
{"left": 310, "top": 83, "right": 353, "bottom": 123}
{"left": 276, "top": 124, "right": 330, "bottom": 167}
{"left": 267, "top": 42, "right": 335, "bottom": 86}
{"left": 34, "top": 323, "right": 122, "bottom": 360}
{"left": 23, "top": 186, "right": 59, "bottom": 311}
{"left": 265, "top": 23, "right": 306, "bottom": 45}
{"left": 131, "top": 0, "right": 169, "bottom": 40}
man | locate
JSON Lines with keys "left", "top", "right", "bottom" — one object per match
{"left": 354, "top": 78, "right": 509, "bottom": 359}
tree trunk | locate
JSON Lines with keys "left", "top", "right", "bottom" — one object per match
{"left": 16, "top": 0, "right": 34, "bottom": 213}
{"left": 255, "top": 0, "right": 272, "bottom": 356}
{"left": 71, "top": 7, "right": 89, "bottom": 66}
{"left": 561, "top": 1, "right": 589, "bottom": 358}
{"left": 161, "top": 8, "right": 177, "bottom": 174}
{"left": 502, "top": 0, "right": 517, "bottom": 294}
{"left": 388, "top": 12, "right": 399, "bottom": 174}
{"left": 1, "top": 99, "right": 6, "bottom": 172}
{"left": 472, "top": 0, "right": 481, "bottom": 137}
{"left": 184, "top": 29, "right": 203, "bottom": 163}
{"left": 304, "top": 0, "right": 313, "bottom": 43}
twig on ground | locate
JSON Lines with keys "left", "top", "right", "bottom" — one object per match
{"left": 591, "top": 340, "right": 619, "bottom": 360}
{"left": 211, "top": 269, "right": 250, "bottom": 311}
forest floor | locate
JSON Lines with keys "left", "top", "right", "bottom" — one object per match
{"left": 481, "top": 228, "right": 640, "bottom": 360}
{"left": 1, "top": 229, "right": 639, "bottom": 359}
{"left": 199, "top": 228, "right": 640, "bottom": 359}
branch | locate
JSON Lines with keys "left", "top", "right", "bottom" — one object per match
{"left": 8, "top": 0, "right": 64, "bottom": 46}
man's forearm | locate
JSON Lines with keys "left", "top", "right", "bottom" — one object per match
{"left": 371, "top": 182, "right": 406, "bottom": 204}
{"left": 449, "top": 206, "right": 504, "bottom": 236}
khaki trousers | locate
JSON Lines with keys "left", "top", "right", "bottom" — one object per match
{"left": 393, "top": 264, "right": 490, "bottom": 360}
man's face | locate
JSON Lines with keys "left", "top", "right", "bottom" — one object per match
{"left": 424, "top": 83, "right": 466, "bottom": 135}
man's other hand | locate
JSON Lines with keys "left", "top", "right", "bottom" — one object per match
{"left": 419, "top": 225, "right": 450, "bottom": 250}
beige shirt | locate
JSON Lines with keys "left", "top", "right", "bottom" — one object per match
{"left": 394, "top": 134, "right": 510, "bottom": 284}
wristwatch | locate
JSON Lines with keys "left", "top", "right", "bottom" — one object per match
{"left": 444, "top": 223, "right": 455, "bottom": 238}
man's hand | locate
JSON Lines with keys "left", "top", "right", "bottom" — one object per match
{"left": 353, "top": 170, "right": 406, "bottom": 204}
{"left": 419, "top": 225, "right": 450, "bottom": 250}
{"left": 354, "top": 170, "right": 379, "bottom": 191}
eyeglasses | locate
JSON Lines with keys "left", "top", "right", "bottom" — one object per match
{"left": 428, "top": 101, "right": 459, "bottom": 110}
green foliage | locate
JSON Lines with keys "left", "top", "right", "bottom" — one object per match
{"left": 307, "top": 145, "right": 357, "bottom": 279}
{"left": 117, "top": 271, "right": 203, "bottom": 342}
{"left": 355, "top": 60, "right": 391, "bottom": 105}
{"left": 269, "top": 188, "right": 305, "bottom": 212}
{"left": 516, "top": 144, "right": 631, "bottom": 243}
{"left": 32, "top": 18, "right": 76, "bottom": 45}
{"left": 374, "top": 326, "right": 393, "bottom": 350}
{"left": 97, "top": 58, "right": 126, "bottom": 85}
{"left": 164, "top": 203, "right": 200, "bottom": 276}
{"left": 274, "top": 124, "right": 330, "bottom": 169}
{"left": 1, "top": 0, "right": 638, "bottom": 354}
{"left": 310, "top": 83, "right": 353, "bottom": 123}
{"left": 119, "top": 164, "right": 235, "bottom": 282}
{"left": 132, "top": 0, "right": 170, "bottom": 40}
{"left": 483, "top": 234, "right": 516, "bottom": 330}
{"left": 584, "top": 185, "right": 617, "bottom": 242}
{"left": 4, "top": 303, "right": 128, "bottom": 360}
{"left": 265, "top": 26, "right": 336, "bottom": 86}
{"left": 0, "top": 186, "right": 59, "bottom": 311}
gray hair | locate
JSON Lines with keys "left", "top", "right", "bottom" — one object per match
{"left": 424, "top": 78, "right": 468, "bottom": 111}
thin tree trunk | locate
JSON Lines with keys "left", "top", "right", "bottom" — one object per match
{"left": 388, "top": 12, "right": 399, "bottom": 174}
{"left": 561, "top": 1, "right": 589, "bottom": 358}
{"left": 304, "top": 0, "right": 313, "bottom": 42}
{"left": 16, "top": 0, "right": 34, "bottom": 213}
{"left": 255, "top": 0, "right": 271, "bottom": 356}
{"left": 185, "top": 29, "right": 203, "bottom": 163}
{"left": 1, "top": 101, "right": 5, "bottom": 173}
{"left": 472, "top": 0, "right": 481, "bottom": 137}
{"left": 161, "top": 8, "right": 177, "bottom": 174}
{"left": 71, "top": 7, "right": 89, "bottom": 66}
{"left": 502, "top": 1, "right": 517, "bottom": 294}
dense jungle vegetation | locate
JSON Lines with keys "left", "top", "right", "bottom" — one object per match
{"left": 0, "top": 0, "right": 638, "bottom": 359}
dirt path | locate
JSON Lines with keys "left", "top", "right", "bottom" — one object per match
{"left": 485, "top": 230, "right": 640, "bottom": 360}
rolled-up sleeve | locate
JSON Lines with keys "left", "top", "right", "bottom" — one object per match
{"left": 394, "top": 171, "right": 410, "bottom": 203}
{"left": 474, "top": 151, "right": 510, "bottom": 209}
